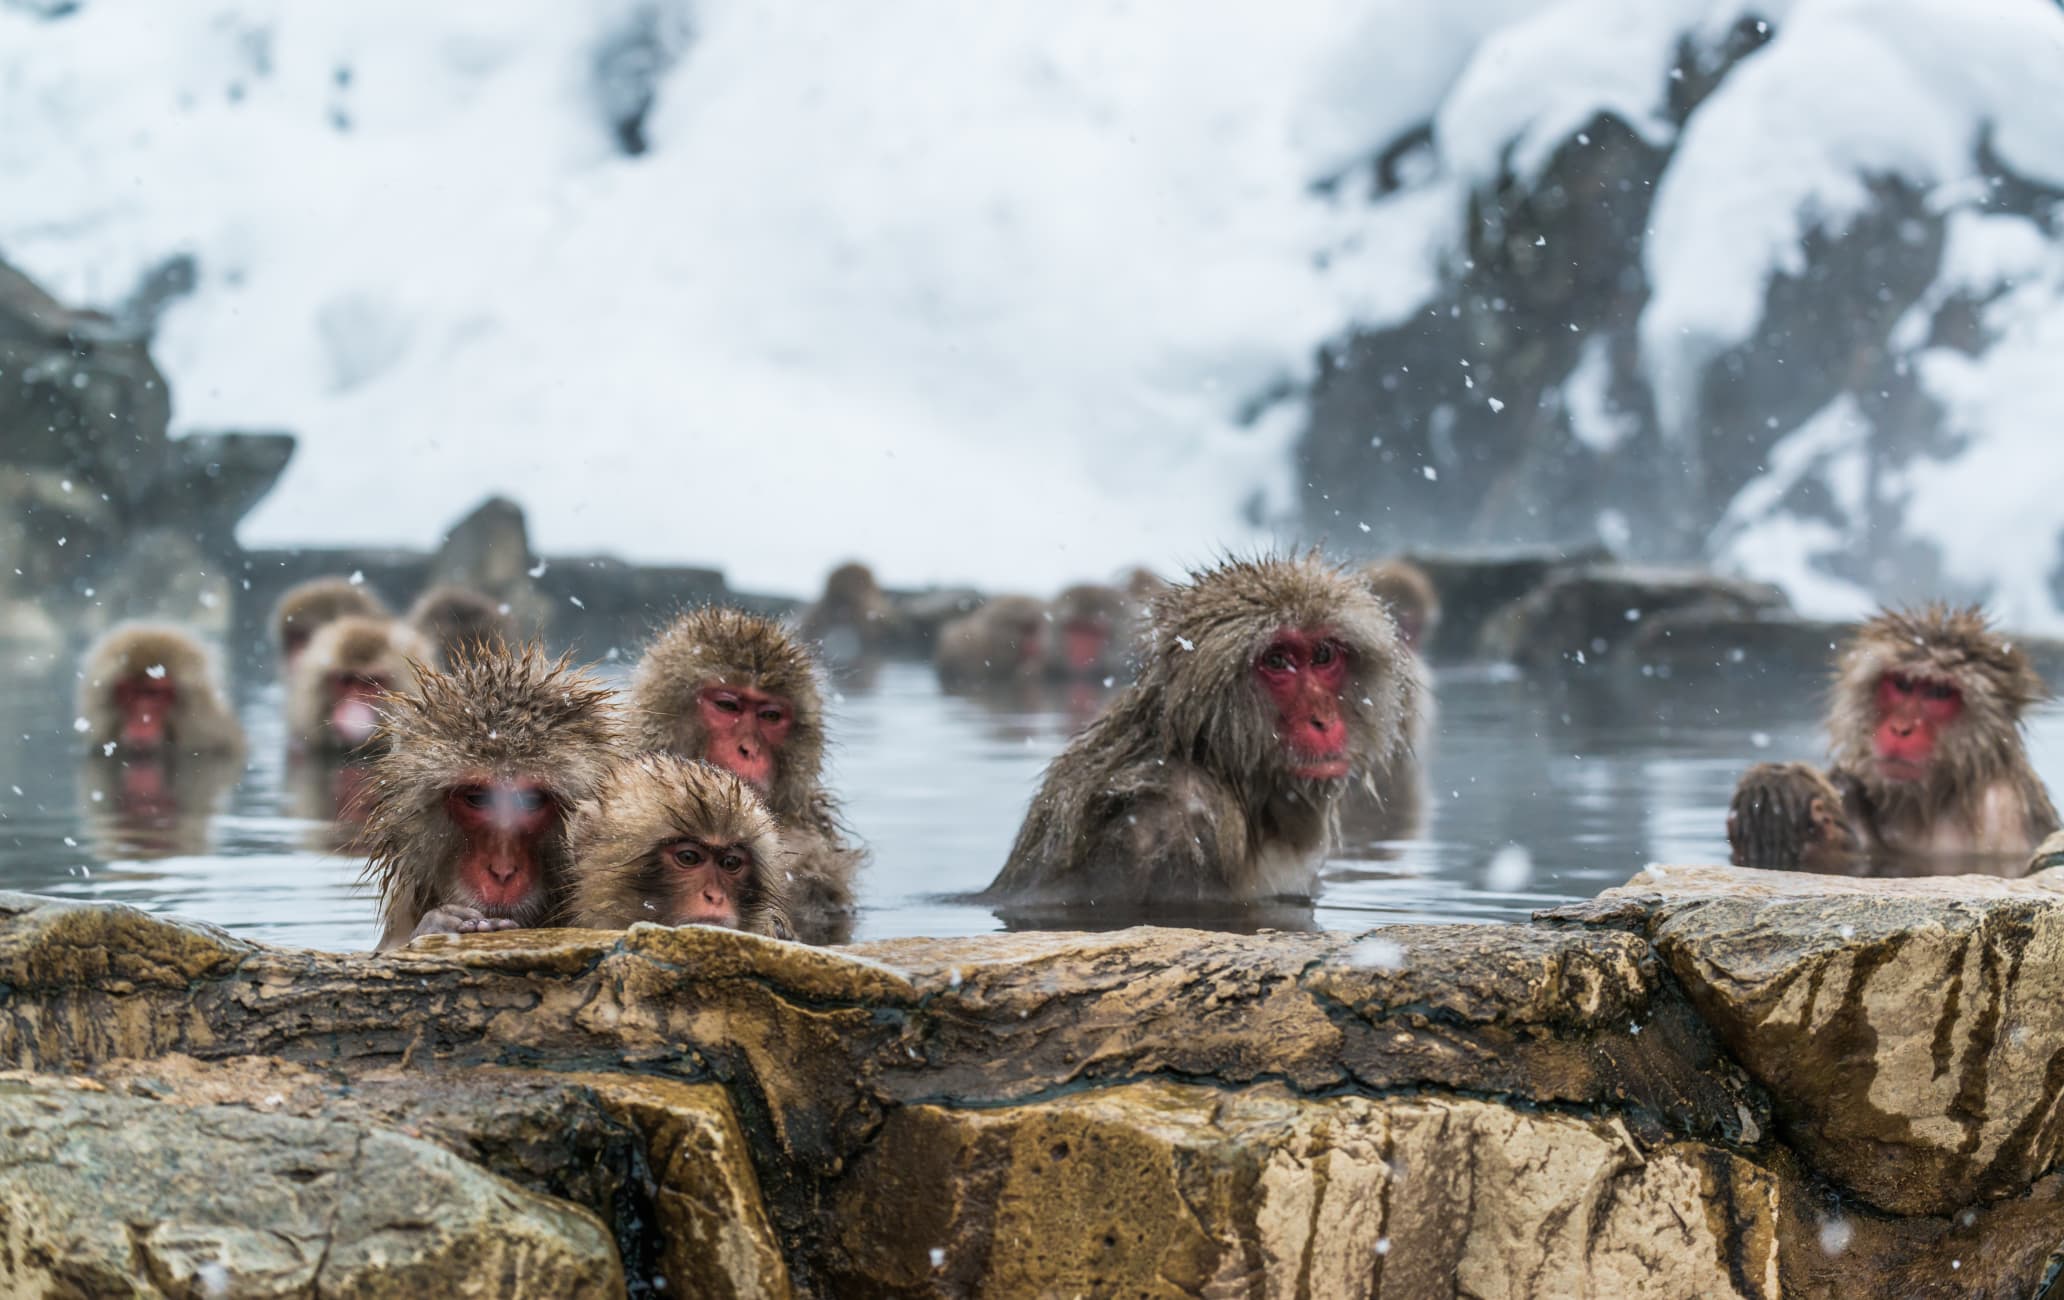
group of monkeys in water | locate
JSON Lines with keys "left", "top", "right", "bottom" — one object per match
{"left": 72, "top": 550, "right": 2061, "bottom": 949}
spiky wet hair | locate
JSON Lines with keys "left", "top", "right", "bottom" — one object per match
{"left": 627, "top": 606, "right": 828, "bottom": 820}
{"left": 566, "top": 752, "right": 790, "bottom": 936}
{"left": 1829, "top": 603, "right": 2048, "bottom": 800}
{"left": 360, "top": 643, "right": 622, "bottom": 922}
{"left": 1128, "top": 551, "right": 1415, "bottom": 791}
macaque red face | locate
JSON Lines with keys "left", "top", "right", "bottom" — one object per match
{"left": 657, "top": 837, "right": 756, "bottom": 928}
{"left": 113, "top": 675, "right": 179, "bottom": 751}
{"left": 696, "top": 685, "right": 793, "bottom": 790}
{"left": 443, "top": 779, "right": 558, "bottom": 915}
{"left": 1872, "top": 670, "right": 1963, "bottom": 782}
{"left": 329, "top": 673, "right": 390, "bottom": 747}
{"left": 1255, "top": 629, "right": 1352, "bottom": 781}
{"left": 1062, "top": 618, "right": 1111, "bottom": 674}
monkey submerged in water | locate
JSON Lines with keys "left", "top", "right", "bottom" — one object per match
{"left": 362, "top": 643, "right": 621, "bottom": 948}
{"left": 274, "top": 577, "right": 388, "bottom": 670}
{"left": 288, "top": 616, "right": 435, "bottom": 754}
{"left": 78, "top": 624, "right": 244, "bottom": 759}
{"left": 629, "top": 607, "right": 865, "bottom": 941}
{"left": 407, "top": 585, "right": 515, "bottom": 667}
{"left": 1728, "top": 604, "right": 2059, "bottom": 874}
{"left": 568, "top": 753, "right": 791, "bottom": 938}
{"left": 984, "top": 553, "right": 1420, "bottom": 909}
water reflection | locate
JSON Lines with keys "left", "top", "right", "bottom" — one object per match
{"left": 3, "top": 657, "right": 2059, "bottom": 951}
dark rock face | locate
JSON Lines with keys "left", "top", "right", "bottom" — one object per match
{"left": 4, "top": 877, "right": 2064, "bottom": 1296}
{"left": 1476, "top": 563, "right": 1791, "bottom": 670}
{"left": 0, "top": 259, "right": 292, "bottom": 636}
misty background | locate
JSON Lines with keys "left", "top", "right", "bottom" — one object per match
{"left": 5, "top": 0, "right": 2063, "bottom": 619}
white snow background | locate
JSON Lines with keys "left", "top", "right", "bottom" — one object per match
{"left": 6, "top": 0, "right": 2064, "bottom": 617}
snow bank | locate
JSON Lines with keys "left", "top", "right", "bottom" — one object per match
{"left": 0, "top": 0, "right": 1486, "bottom": 595}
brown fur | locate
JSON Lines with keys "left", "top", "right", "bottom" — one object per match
{"left": 1730, "top": 604, "right": 2058, "bottom": 868}
{"left": 407, "top": 584, "right": 515, "bottom": 666}
{"left": 1046, "top": 583, "right": 1137, "bottom": 682}
{"left": 77, "top": 624, "right": 244, "bottom": 757}
{"left": 1728, "top": 761, "right": 1860, "bottom": 872}
{"left": 567, "top": 753, "right": 791, "bottom": 938}
{"left": 628, "top": 606, "right": 864, "bottom": 938}
{"left": 287, "top": 616, "right": 435, "bottom": 753}
{"left": 935, "top": 595, "right": 1049, "bottom": 687}
{"left": 985, "top": 553, "right": 1420, "bottom": 906}
{"left": 273, "top": 577, "right": 387, "bottom": 656}
{"left": 1362, "top": 558, "right": 1441, "bottom": 655}
{"left": 801, "top": 561, "right": 905, "bottom": 660}
{"left": 361, "top": 643, "right": 622, "bottom": 949}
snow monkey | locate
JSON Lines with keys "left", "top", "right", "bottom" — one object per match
{"left": 629, "top": 607, "right": 865, "bottom": 941}
{"left": 934, "top": 595, "right": 1048, "bottom": 688}
{"left": 287, "top": 616, "right": 434, "bottom": 753}
{"left": 568, "top": 753, "right": 791, "bottom": 938}
{"left": 407, "top": 584, "right": 515, "bottom": 667}
{"left": 1728, "top": 604, "right": 2059, "bottom": 872}
{"left": 273, "top": 576, "right": 388, "bottom": 669}
{"left": 1045, "top": 582, "right": 1136, "bottom": 684}
{"left": 1361, "top": 557, "right": 1441, "bottom": 658}
{"left": 362, "top": 643, "right": 621, "bottom": 949}
{"left": 984, "top": 553, "right": 1421, "bottom": 907}
{"left": 78, "top": 624, "right": 244, "bottom": 758}
{"left": 800, "top": 561, "right": 907, "bottom": 664}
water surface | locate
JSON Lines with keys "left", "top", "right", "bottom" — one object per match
{"left": 6, "top": 659, "right": 2056, "bottom": 951}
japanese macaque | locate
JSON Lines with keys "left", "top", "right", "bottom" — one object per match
{"left": 407, "top": 585, "right": 514, "bottom": 666}
{"left": 629, "top": 607, "right": 865, "bottom": 942}
{"left": 78, "top": 625, "right": 244, "bottom": 758}
{"left": 1728, "top": 605, "right": 2060, "bottom": 873}
{"left": 935, "top": 596, "right": 1048, "bottom": 688}
{"left": 801, "top": 561, "right": 906, "bottom": 665}
{"left": 274, "top": 577, "right": 388, "bottom": 668}
{"left": 362, "top": 644, "right": 621, "bottom": 949}
{"left": 1046, "top": 583, "right": 1135, "bottom": 684}
{"left": 288, "top": 616, "right": 434, "bottom": 754}
{"left": 1361, "top": 558, "right": 1441, "bottom": 658}
{"left": 568, "top": 753, "right": 791, "bottom": 938}
{"left": 984, "top": 554, "right": 1420, "bottom": 910}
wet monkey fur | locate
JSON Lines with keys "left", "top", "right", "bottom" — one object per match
{"left": 985, "top": 553, "right": 1420, "bottom": 908}
{"left": 362, "top": 643, "right": 621, "bottom": 948}
{"left": 1729, "top": 604, "right": 2059, "bottom": 871}
{"left": 568, "top": 754, "right": 791, "bottom": 938}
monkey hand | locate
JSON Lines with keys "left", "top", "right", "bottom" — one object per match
{"left": 1727, "top": 762, "right": 1858, "bottom": 872}
{"left": 410, "top": 905, "right": 522, "bottom": 942}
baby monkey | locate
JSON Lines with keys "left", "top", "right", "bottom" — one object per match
{"left": 568, "top": 754, "right": 791, "bottom": 938}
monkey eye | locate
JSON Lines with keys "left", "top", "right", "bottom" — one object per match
{"left": 719, "top": 852, "right": 748, "bottom": 872}
{"left": 457, "top": 786, "right": 492, "bottom": 809}
{"left": 1886, "top": 673, "right": 1914, "bottom": 695}
{"left": 1311, "top": 641, "right": 1343, "bottom": 667}
{"left": 712, "top": 695, "right": 744, "bottom": 714}
{"left": 671, "top": 844, "right": 705, "bottom": 867}
{"left": 1261, "top": 647, "right": 1293, "bottom": 672}
{"left": 510, "top": 788, "right": 548, "bottom": 812}
{"left": 1922, "top": 681, "right": 1958, "bottom": 702}
{"left": 756, "top": 707, "right": 785, "bottom": 724}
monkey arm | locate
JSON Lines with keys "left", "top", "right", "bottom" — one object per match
{"left": 1727, "top": 761, "right": 1861, "bottom": 873}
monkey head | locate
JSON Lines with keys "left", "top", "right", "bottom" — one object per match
{"left": 1147, "top": 554, "right": 1417, "bottom": 794}
{"left": 274, "top": 577, "right": 388, "bottom": 668}
{"left": 78, "top": 624, "right": 242, "bottom": 757}
{"left": 569, "top": 754, "right": 790, "bottom": 936}
{"left": 1050, "top": 584, "right": 1132, "bottom": 678}
{"left": 630, "top": 607, "right": 827, "bottom": 809}
{"left": 1361, "top": 559, "right": 1441, "bottom": 657}
{"left": 294, "top": 616, "right": 434, "bottom": 752}
{"left": 363, "top": 644, "right": 621, "bottom": 932}
{"left": 1830, "top": 604, "right": 2045, "bottom": 795}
